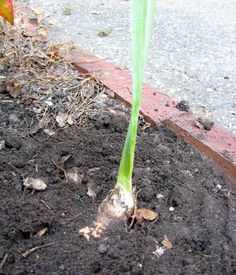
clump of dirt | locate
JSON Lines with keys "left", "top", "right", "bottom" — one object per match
{"left": 176, "top": 100, "right": 190, "bottom": 112}
{"left": 198, "top": 117, "right": 214, "bottom": 131}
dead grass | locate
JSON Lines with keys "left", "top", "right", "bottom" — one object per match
{"left": 0, "top": 17, "right": 105, "bottom": 130}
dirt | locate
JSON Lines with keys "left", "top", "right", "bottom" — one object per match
{"left": 0, "top": 94, "right": 236, "bottom": 275}
{"left": 176, "top": 100, "right": 190, "bottom": 112}
{"left": 197, "top": 118, "right": 215, "bottom": 131}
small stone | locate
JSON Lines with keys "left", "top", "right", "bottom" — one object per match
{"left": 45, "top": 99, "right": 53, "bottom": 107}
{"left": 176, "top": 100, "right": 190, "bottom": 112}
{"left": 156, "top": 193, "right": 164, "bottom": 200}
{"left": 197, "top": 118, "right": 214, "bottom": 131}
{"left": 8, "top": 113, "right": 18, "bottom": 123}
{"left": 59, "top": 265, "right": 65, "bottom": 271}
{"left": 0, "top": 62, "right": 5, "bottom": 72}
{"left": 5, "top": 136, "right": 22, "bottom": 149}
{"left": 169, "top": 207, "right": 175, "bottom": 212}
{"left": 0, "top": 140, "right": 5, "bottom": 150}
{"left": 98, "top": 244, "right": 108, "bottom": 254}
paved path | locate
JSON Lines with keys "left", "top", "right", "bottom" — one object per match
{"left": 23, "top": 0, "right": 236, "bottom": 135}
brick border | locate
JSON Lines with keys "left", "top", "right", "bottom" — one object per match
{"left": 15, "top": 4, "right": 236, "bottom": 191}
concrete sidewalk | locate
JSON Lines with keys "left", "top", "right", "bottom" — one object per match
{"left": 23, "top": 0, "right": 236, "bottom": 135}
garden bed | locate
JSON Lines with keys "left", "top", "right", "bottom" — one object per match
{"left": 1, "top": 91, "right": 236, "bottom": 275}
{"left": 0, "top": 15, "right": 235, "bottom": 275}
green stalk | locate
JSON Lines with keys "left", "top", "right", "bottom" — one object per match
{"left": 117, "top": 0, "right": 155, "bottom": 193}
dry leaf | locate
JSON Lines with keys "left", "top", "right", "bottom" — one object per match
{"left": 162, "top": 235, "right": 173, "bottom": 250}
{"left": 87, "top": 182, "right": 96, "bottom": 199}
{"left": 67, "top": 168, "right": 84, "bottom": 185}
{"left": 135, "top": 208, "right": 158, "bottom": 222}
{"left": 23, "top": 178, "right": 47, "bottom": 191}
{"left": 37, "top": 227, "right": 47, "bottom": 237}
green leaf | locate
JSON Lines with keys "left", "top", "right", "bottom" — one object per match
{"left": 117, "top": 0, "right": 155, "bottom": 193}
{"left": 0, "top": 0, "right": 14, "bottom": 25}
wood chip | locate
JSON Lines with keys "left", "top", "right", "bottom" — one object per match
{"left": 37, "top": 227, "right": 47, "bottom": 237}
{"left": 135, "top": 208, "right": 158, "bottom": 222}
{"left": 162, "top": 235, "right": 173, "bottom": 250}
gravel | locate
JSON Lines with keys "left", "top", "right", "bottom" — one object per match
{"left": 22, "top": 0, "right": 236, "bottom": 135}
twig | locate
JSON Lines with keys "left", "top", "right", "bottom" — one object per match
{"left": 22, "top": 242, "right": 55, "bottom": 258}
{"left": 40, "top": 199, "right": 52, "bottom": 210}
{"left": 128, "top": 187, "right": 139, "bottom": 229}
{"left": 0, "top": 254, "right": 8, "bottom": 271}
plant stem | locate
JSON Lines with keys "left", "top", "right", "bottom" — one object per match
{"left": 117, "top": 0, "right": 155, "bottom": 193}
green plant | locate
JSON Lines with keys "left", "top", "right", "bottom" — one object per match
{"left": 0, "top": 0, "right": 14, "bottom": 25}
{"left": 116, "top": 0, "right": 155, "bottom": 209}
{"left": 96, "top": 0, "right": 155, "bottom": 222}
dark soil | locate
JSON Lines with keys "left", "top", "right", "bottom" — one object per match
{"left": 0, "top": 97, "right": 236, "bottom": 275}
{"left": 176, "top": 100, "right": 190, "bottom": 112}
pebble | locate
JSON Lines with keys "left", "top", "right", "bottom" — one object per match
{"left": 0, "top": 140, "right": 5, "bottom": 150}
{"left": 98, "top": 244, "right": 108, "bottom": 254}
{"left": 176, "top": 100, "right": 190, "bottom": 112}
{"left": 197, "top": 118, "right": 214, "bottom": 131}
{"left": 156, "top": 193, "right": 165, "bottom": 200}
{"left": 169, "top": 207, "right": 175, "bottom": 212}
{"left": 8, "top": 113, "right": 19, "bottom": 123}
